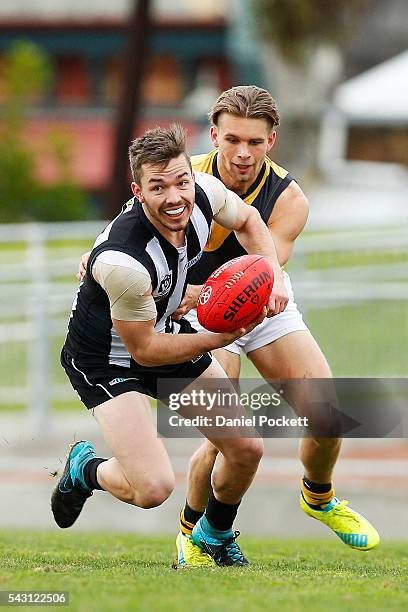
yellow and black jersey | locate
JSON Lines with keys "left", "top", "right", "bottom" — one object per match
{"left": 189, "top": 149, "right": 294, "bottom": 284}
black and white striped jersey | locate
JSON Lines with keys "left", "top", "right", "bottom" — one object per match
{"left": 63, "top": 174, "right": 215, "bottom": 371}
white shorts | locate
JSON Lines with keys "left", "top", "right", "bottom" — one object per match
{"left": 185, "top": 271, "right": 308, "bottom": 355}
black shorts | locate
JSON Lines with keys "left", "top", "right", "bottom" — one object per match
{"left": 61, "top": 340, "right": 212, "bottom": 410}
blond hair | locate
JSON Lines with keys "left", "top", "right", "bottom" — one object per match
{"left": 209, "top": 85, "right": 280, "bottom": 130}
{"left": 129, "top": 123, "right": 191, "bottom": 182}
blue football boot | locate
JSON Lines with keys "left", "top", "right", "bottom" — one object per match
{"left": 191, "top": 516, "right": 249, "bottom": 566}
{"left": 51, "top": 441, "right": 96, "bottom": 528}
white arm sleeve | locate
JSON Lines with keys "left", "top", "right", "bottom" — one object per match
{"left": 195, "top": 171, "right": 240, "bottom": 228}
{"left": 93, "top": 251, "right": 156, "bottom": 322}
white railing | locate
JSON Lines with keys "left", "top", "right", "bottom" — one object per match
{"left": 0, "top": 221, "right": 105, "bottom": 434}
{"left": 0, "top": 221, "right": 407, "bottom": 434}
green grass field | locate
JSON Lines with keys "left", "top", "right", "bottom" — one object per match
{"left": 1, "top": 532, "right": 407, "bottom": 611}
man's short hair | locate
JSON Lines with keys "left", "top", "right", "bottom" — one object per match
{"left": 209, "top": 85, "right": 280, "bottom": 131}
{"left": 129, "top": 123, "right": 191, "bottom": 183}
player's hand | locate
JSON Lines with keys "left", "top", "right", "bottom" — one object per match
{"left": 77, "top": 251, "right": 91, "bottom": 281}
{"left": 266, "top": 270, "right": 288, "bottom": 316}
{"left": 172, "top": 284, "right": 203, "bottom": 320}
{"left": 219, "top": 307, "right": 267, "bottom": 344}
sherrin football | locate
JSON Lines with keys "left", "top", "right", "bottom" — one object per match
{"left": 197, "top": 254, "right": 274, "bottom": 333}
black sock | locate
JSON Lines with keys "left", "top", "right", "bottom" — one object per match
{"left": 302, "top": 477, "right": 332, "bottom": 493}
{"left": 205, "top": 490, "right": 241, "bottom": 532}
{"left": 302, "top": 476, "right": 334, "bottom": 508}
{"left": 83, "top": 458, "right": 107, "bottom": 490}
{"left": 183, "top": 501, "right": 204, "bottom": 525}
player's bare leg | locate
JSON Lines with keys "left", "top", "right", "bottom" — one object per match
{"left": 247, "top": 330, "right": 340, "bottom": 484}
{"left": 249, "top": 330, "right": 379, "bottom": 550}
{"left": 181, "top": 350, "right": 239, "bottom": 520}
{"left": 52, "top": 391, "right": 175, "bottom": 529}
{"left": 180, "top": 348, "right": 240, "bottom": 539}
{"left": 179, "top": 332, "right": 337, "bottom": 561}
{"left": 184, "top": 441, "right": 218, "bottom": 515}
{"left": 183, "top": 334, "right": 338, "bottom": 518}
{"left": 178, "top": 358, "right": 263, "bottom": 566}
{"left": 93, "top": 392, "right": 175, "bottom": 508}
{"left": 213, "top": 348, "right": 241, "bottom": 379}
{"left": 182, "top": 359, "right": 263, "bottom": 502}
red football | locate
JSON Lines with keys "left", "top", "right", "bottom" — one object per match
{"left": 197, "top": 254, "right": 274, "bottom": 333}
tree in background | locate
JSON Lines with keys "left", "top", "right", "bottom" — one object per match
{"left": 0, "top": 40, "right": 92, "bottom": 223}
{"left": 106, "top": 0, "right": 152, "bottom": 218}
{"left": 252, "top": 0, "right": 371, "bottom": 175}
{"left": 254, "top": 0, "right": 370, "bottom": 63}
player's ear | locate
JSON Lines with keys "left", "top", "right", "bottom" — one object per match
{"left": 267, "top": 130, "right": 277, "bottom": 152}
{"left": 210, "top": 126, "right": 219, "bottom": 147}
{"left": 131, "top": 181, "right": 143, "bottom": 202}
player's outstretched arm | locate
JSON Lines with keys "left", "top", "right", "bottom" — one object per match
{"left": 113, "top": 308, "right": 266, "bottom": 367}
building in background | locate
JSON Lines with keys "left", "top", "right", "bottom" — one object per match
{"left": 0, "top": 0, "right": 407, "bottom": 205}
{"left": 0, "top": 0, "right": 235, "bottom": 203}
{"left": 331, "top": 51, "right": 408, "bottom": 170}
{"left": 310, "top": 49, "right": 408, "bottom": 231}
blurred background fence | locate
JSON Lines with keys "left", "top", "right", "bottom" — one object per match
{"left": 1, "top": 219, "right": 407, "bottom": 434}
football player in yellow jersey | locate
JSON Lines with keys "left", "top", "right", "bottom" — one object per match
{"left": 175, "top": 86, "right": 379, "bottom": 566}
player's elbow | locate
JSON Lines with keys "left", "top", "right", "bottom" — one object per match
{"left": 245, "top": 205, "right": 262, "bottom": 228}
{"left": 132, "top": 348, "right": 158, "bottom": 367}
{"left": 128, "top": 338, "right": 154, "bottom": 366}
{"left": 233, "top": 204, "right": 262, "bottom": 234}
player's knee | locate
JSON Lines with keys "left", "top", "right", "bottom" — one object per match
{"left": 202, "top": 441, "right": 219, "bottom": 463}
{"left": 244, "top": 438, "right": 264, "bottom": 465}
{"left": 136, "top": 474, "right": 175, "bottom": 509}
{"left": 189, "top": 441, "right": 218, "bottom": 471}
{"left": 230, "top": 438, "right": 264, "bottom": 467}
